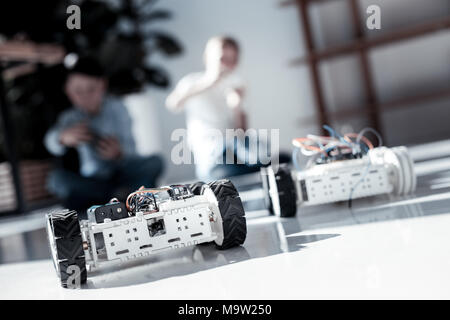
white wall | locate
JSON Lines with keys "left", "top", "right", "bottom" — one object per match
{"left": 137, "top": 0, "right": 450, "bottom": 184}
{"left": 148, "top": 0, "right": 318, "bottom": 183}
{"left": 123, "top": 92, "right": 162, "bottom": 156}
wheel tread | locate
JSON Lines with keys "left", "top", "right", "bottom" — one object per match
{"left": 189, "top": 181, "right": 206, "bottom": 195}
{"left": 48, "top": 210, "right": 87, "bottom": 287}
{"left": 208, "top": 179, "right": 247, "bottom": 250}
{"left": 274, "top": 165, "right": 297, "bottom": 217}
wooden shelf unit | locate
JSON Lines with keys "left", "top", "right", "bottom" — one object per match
{"left": 284, "top": 0, "right": 450, "bottom": 136}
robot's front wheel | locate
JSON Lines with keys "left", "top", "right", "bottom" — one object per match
{"left": 208, "top": 179, "right": 247, "bottom": 250}
{"left": 46, "top": 210, "right": 87, "bottom": 288}
{"left": 189, "top": 181, "right": 206, "bottom": 195}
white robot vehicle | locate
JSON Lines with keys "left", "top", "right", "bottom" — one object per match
{"left": 46, "top": 180, "right": 246, "bottom": 288}
{"left": 261, "top": 127, "right": 416, "bottom": 217}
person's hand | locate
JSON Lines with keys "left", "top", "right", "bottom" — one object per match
{"left": 226, "top": 88, "right": 244, "bottom": 109}
{"left": 59, "top": 122, "right": 93, "bottom": 147}
{"left": 96, "top": 136, "right": 123, "bottom": 160}
{"left": 36, "top": 44, "right": 66, "bottom": 65}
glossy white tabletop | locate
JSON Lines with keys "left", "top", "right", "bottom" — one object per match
{"left": 1, "top": 151, "right": 450, "bottom": 299}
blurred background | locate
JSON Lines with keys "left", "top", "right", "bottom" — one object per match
{"left": 0, "top": 0, "right": 449, "bottom": 219}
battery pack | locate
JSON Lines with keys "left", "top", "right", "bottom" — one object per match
{"left": 87, "top": 202, "right": 129, "bottom": 223}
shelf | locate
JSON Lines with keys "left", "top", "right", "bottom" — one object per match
{"left": 285, "top": 0, "right": 450, "bottom": 137}
{"left": 298, "top": 87, "right": 450, "bottom": 125}
{"left": 290, "top": 16, "right": 450, "bottom": 65}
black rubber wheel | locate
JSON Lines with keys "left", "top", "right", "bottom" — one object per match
{"left": 270, "top": 164, "right": 297, "bottom": 217}
{"left": 208, "top": 179, "right": 247, "bottom": 250}
{"left": 46, "top": 210, "right": 87, "bottom": 288}
{"left": 189, "top": 181, "right": 206, "bottom": 195}
{"left": 260, "top": 167, "right": 273, "bottom": 213}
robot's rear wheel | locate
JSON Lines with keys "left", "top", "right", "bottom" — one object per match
{"left": 266, "top": 164, "right": 297, "bottom": 217}
{"left": 46, "top": 210, "right": 87, "bottom": 288}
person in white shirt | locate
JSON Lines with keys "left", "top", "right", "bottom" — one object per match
{"left": 166, "top": 36, "right": 261, "bottom": 180}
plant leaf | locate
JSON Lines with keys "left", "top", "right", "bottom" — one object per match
{"left": 144, "top": 66, "right": 170, "bottom": 88}
{"left": 145, "top": 31, "right": 183, "bottom": 56}
{"left": 139, "top": 9, "right": 172, "bottom": 22}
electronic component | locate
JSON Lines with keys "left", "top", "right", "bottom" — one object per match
{"left": 263, "top": 126, "right": 416, "bottom": 217}
{"left": 87, "top": 200, "right": 128, "bottom": 223}
{"left": 46, "top": 180, "right": 246, "bottom": 288}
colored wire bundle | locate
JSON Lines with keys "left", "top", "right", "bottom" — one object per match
{"left": 292, "top": 125, "right": 382, "bottom": 207}
{"left": 126, "top": 186, "right": 170, "bottom": 213}
{"left": 291, "top": 125, "right": 382, "bottom": 170}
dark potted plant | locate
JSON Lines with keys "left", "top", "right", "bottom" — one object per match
{"left": 0, "top": 0, "right": 182, "bottom": 210}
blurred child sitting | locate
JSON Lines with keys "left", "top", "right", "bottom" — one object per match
{"left": 44, "top": 57, "right": 163, "bottom": 211}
